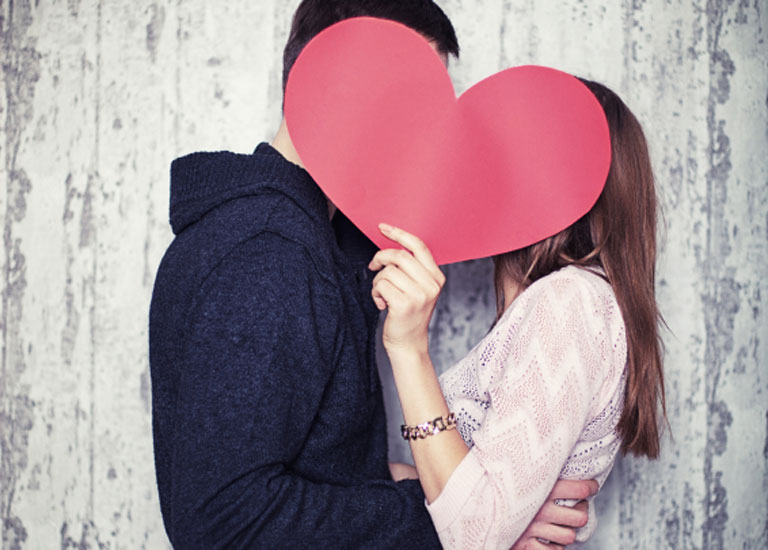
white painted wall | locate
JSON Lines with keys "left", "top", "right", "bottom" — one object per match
{"left": 1, "top": 1, "right": 766, "bottom": 548}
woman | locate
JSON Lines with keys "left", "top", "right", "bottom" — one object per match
{"left": 369, "top": 79, "right": 665, "bottom": 549}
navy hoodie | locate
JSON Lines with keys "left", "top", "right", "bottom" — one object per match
{"left": 149, "top": 144, "right": 440, "bottom": 549}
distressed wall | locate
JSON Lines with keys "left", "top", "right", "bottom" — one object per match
{"left": 1, "top": 1, "right": 765, "bottom": 548}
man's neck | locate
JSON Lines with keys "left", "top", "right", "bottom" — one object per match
{"left": 271, "top": 118, "right": 336, "bottom": 219}
{"left": 271, "top": 118, "right": 305, "bottom": 168}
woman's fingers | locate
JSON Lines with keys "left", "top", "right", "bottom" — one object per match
{"left": 378, "top": 223, "right": 444, "bottom": 283}
{"left": 369, "top": 249, "right": 442, "bottom": 297}
{"left": 371, "top": 277, "right": 403, "bottom": 311}
{"left": 374, "top": 265, "right": 419, "bottom": 296}
{"left": 370, "top": 227, "right": 445, "bottom": 352}
{"left": 372, "top": 266, "right": 425, "bottom": 310}
{"left": 368, "top": 224, "right": 445, "bottom": 307}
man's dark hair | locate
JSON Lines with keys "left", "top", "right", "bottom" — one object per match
{"left": 283, "top": 0, "right": 459, "bottom": 91}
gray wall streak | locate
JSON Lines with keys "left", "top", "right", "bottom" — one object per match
{"left": 1, "top": 1, "right": 766, "bottom": 548}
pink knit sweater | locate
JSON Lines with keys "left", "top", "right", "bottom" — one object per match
{"left": 426, "top": 266, "right": 627, "bottom": 549}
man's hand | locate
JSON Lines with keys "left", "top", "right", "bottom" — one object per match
{"left": 388, "top": 462, "right": 419, "bottom": 481}
{"left": 511, "top": 479, "right": 598, "bottom": 549}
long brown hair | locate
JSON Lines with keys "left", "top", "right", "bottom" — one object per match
{"left": 493, "top": 79, "right": 666, "bottom": 458}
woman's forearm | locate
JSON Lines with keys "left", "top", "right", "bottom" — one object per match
{"left": 369, "top": 226, "right": 599, "bottom": 549}
{"left": 367, "top": 223, "right": 467, "bottom": 501}
{"left": 388, "top": 348, "right": 469, "bottom": 503}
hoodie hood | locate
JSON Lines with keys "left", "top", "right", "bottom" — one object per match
{"left": 168, "top": 143, "right": 326, "bottom": 235}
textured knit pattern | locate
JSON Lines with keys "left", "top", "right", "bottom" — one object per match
{"left": 426, "top": 266, "right": 627, "bottom": 550}
{"left": 150, "top": 144, "right": 440, "bottom": 549}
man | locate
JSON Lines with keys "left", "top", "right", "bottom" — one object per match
{"left": 150, "top": 1, "right": 595, "bottom": 548}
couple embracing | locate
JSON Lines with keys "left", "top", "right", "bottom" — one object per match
{"left": 149, "top": 1, "right": 665, "bottom": 548}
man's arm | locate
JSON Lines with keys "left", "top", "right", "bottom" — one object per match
{"left": 388, "top": 465, "right": 596, "bottom": 549}
{"left": 165, "top": 233, "right": 439, "bottom": 549}
{"left": 511, "top": 482, "right": 595, "bottom": 550}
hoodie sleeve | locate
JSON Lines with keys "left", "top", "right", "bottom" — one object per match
{"left": 165, "top": 231, "right": 439, "bottom": 549}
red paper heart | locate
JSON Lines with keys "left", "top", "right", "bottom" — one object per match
{"left": 285, "top": 17, "right": 610, "bottom": 265}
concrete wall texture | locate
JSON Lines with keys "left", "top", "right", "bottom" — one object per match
{"left": 1, "top": 0, "right": 766, "bottom": 548}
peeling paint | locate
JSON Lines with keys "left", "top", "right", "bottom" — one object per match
{"left": 764, "top": 409, "right": 768, "bottom": 461}
{"left": 708, "top": 401, "right": 734, "bottom": 456}
{"left": 2, "top": 516, "right": 27, "bottom": 550}
{"left": 78, "top": 174, "right": 95, "bottom": 249}
{"left": 681, "top": 482, "right": 696, "bottom": 549}
{"left": 699, "top": 1, "right": 741, "bottom": 548}
{"left": 703, "top": 472, "right": 730, "bottom": 549}
{"left": 0, "top": 1, "right": 766, "bottom": 548}
{"left": 62, "top": 173, "right": 81, "bottom": 370}
{"left": 1, "top": 0, "right": 39, "bottom": 547}
{"left": 140, "top": 370, "right": 150, "bottom": 413}
{"left": 67, "top": 0, "right": 81, "bottom": 18}
{"left": 662, "top": 498, "right": 680, "bottom": 548}
{"left": 146, "top": 4, "right": 166, "bottom": 64}
{"left": 60, "top": 521, "right": 107, "bottom": 550}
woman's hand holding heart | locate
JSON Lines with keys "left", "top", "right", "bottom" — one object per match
{"left": 369, "top": 223, "right": 445, "bottom": 361}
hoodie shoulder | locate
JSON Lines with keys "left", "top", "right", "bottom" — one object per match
{"left": 168, "top": 145, "right": 327, "bottom": 235}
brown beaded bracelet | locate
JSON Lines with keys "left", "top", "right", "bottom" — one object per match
{"left": 401, "top": 412, "right": 457, "bottom": 441}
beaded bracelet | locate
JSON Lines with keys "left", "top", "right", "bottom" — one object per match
{"left": 401, "top": 412, "right": 457, "bottom": 441}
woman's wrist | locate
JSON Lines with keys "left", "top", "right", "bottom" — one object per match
{"left": 385, "top": 344, "right": 431, "bottom": 371}
{"left": 387, "top": 349, "right": 450, "bottom": 428}
{"left": 387, "top": 346, "right": 435, "bottom": 383}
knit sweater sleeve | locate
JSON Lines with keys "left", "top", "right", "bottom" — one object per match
{"left": 167, "top": 232, "right": 436, "bottom": 549}
{"left": 426, "top": 269, "right": 627, "bottom": 549}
